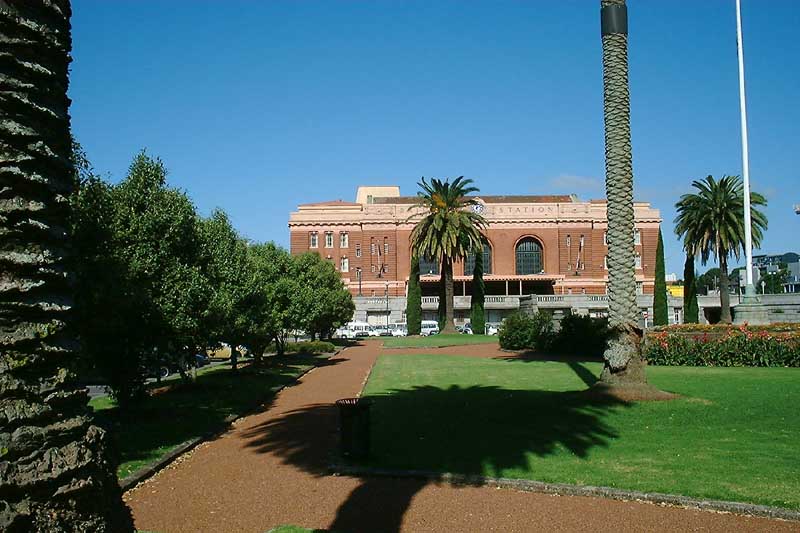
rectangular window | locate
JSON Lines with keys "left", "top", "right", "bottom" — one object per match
{"left": 634, "top": 229, "right": 641, "bottom": 245}
{"left": 603, "top": 255, "right": 608, "bottom": 270}
{"left": 340, "top": 257, "right": 349, "bottom": 272}
{"left": 566, "top": 235, "right": 571, "bottom": 247}
{"left": 603, "top": 231, "right": 608, "bottom": 246}
{"left": 384, "top": 240, "right": 389, "bottom": 255}
{"left": 370, "top": 242, "right": 376, "bottom": 255}
{"left": 636, "top": 281, "right": 644, "bottom": 295}
{"left": 355, "top": 244, "right": 361, "bottom": 258}
{"left": 635, "top": 254, "right": 642, "bottom": 269}
{"left": 340, "top": 232, "right": 348, "bottom": 248}
{"left": 579, "top": 235, "right": 585, "bottom": 248}
{"left": 371, "top": 264, "right": 376, "bottom": 273}
{"left": 325, "top": 232, "right": 333, "bottom": 248}
{"left": 309, "top": 232, "right": 318, "bottom": 248}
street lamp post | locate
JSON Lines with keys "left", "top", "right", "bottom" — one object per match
{"left": 385, "top": 281, "right": 390, "bottom": 328}
{"left": 735, "top": 0, "right": 757, "bottom": 301}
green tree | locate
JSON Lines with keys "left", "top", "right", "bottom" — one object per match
{"left": 653, "top": 229, "right": 668, "bottom": 325}
{"left": 410, "top": 177, "right": 487, "bottom": 333}
{"left": 292, "top": 252, "right": 354, "bottom": 340}
{"left": 760, "top": 265, "right": 788, "bottom": 294}
{"left": 406, "top": 256, "right": 422, "bottom": 335}
{"left": 697, "top": 267, "right": 721, "bottom": 296}
{"left": 0, "top": 2, "right": 132, "bottom": 529}
{"left": 470, "top": 250, "right": 486, "bottom": 334}
{"left": 198, "top": 209, "right": 249, "bottom": 371}
{"left": 683, "top": 254, "right": 699, "bottom": 323}
{"left": 675, "top": 175, "right": 767, "bottom": 323}
{"left": 599, "top": 0, "right": 645, "bottom": 386}
{"left": 245, "top": 243, "right": 295, "bottom": 358}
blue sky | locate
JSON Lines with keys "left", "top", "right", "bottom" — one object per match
{"left": 69, "top": 0, "right": 799, "bottom": 275}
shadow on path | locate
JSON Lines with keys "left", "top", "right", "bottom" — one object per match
{"left": 241, "top": 380, "right": 627, "bottom": 532}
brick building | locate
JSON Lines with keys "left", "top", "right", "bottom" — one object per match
{"left": 288, "top": 186, "right": 662, "bottom": 325}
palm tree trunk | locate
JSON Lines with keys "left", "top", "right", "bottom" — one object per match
{"left": 441, "top": 257, "right": 457, "bottom": 333}
{"left": 599, "top": 0, "right": 646, "bottom": 386}
{"left": 719, "top": 254, "right": 732, "bottom": 324}
{"left": 0, "top": 2, "right": 132, "bottom": 530}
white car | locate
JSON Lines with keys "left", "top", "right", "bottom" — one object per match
{"left": 389, "top": 323, "right": 408, "bottom": 337}
{"left": 486, "top": 323, "right": 500, "bottom": 336}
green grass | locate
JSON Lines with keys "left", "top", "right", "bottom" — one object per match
{"left": 361, "top": 354, "right": 800, "bottom": 510}
{"left": 92, "top": 354, "right": 327, "bottom": 480}
{"left": 383, "top": 334, "right": 497, "bottom": 348}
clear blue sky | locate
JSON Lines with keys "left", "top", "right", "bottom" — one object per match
{"left": 70, "top": 0, "right": 799, "bottom": 276}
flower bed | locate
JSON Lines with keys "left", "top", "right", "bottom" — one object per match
{"left": 645, "top": 324, "right": 800, "bottom": 367}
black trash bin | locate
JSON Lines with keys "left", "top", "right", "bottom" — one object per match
{"left": 336, "top": 397, "right": 373, "bottom": 459}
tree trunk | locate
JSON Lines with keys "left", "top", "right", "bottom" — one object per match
{"left": 441, "top": 257, "right": 457, "bottom": 333}
{"left": 230, "top": 344, "right": 239, "bottom": 372}
{"left": 0, "top": 2, "right": 133, "bottom": 530}
{"left": 598, "top": 0, "right": 646, "bottom": 386}
{"left": 719, "top": 254, "right": 732, "bottom": 324}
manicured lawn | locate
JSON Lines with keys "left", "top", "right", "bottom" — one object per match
{"left": 91, "top": 354, "right": 328, "bottom": 480}
{"left": 361, "top": 354, "right": 800, "bottom": 509}
{"left": 383, "top": 334, "right": 497, "bottom": 348}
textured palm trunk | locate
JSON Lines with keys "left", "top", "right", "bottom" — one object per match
{"left": 599, "top": 0, "right": 646, "bottom": 386}
{"left": 718, "top": 254, "right": 732, "bottom": 324}
{"left": 441, "top": 257, "right": 456, "bottom": 333}
{"left": 0, "top": 2, "right": 132, "bottom": 531}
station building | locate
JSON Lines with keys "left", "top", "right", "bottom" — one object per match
{"left": 288, "top": 186, "right": 663, "bottom": 325}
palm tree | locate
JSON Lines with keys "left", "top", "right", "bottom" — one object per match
{"left": 674, "top": 175, "right": 767, "bottom": 323}
{"left": 0, "top": 2, "right": 132, "bottom": 530}
{"left": 599, "top": 0, "right": 645, "bottom": 386}
{"left": 410, "top": 177, "right": 487, "bottom": 334}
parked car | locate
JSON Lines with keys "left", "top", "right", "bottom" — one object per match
{"left": 421, "top": 320, "right": 439, "bottom": 336}
{"left": 371, "top": 325, "right": 391, "bottom": 337}
{"left": 486, "top": 323, "right": 500, "bottom": 336}
{"left": 459, "top": 324, "right": 473, "bottom": 335}
{"left": 367, "top": 326, "right": 382, "bottom": 337}
{"left": 338, "top": 321, "right": 373, "bottom": 339}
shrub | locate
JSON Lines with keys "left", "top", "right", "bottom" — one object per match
{"left": 266, "top": 341, "right": 337, "bottom": 355}
{"left": 553, "top": 313, "right": 610, "bottom": 358}
{"left": 645, "top": 325, "right": 800, "bottom": 367}
{"left": 498, "top": 312, "right": 553, "bottom": 351}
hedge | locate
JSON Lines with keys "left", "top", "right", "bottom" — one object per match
{"left": 266, "top": 341, "right": 336, "bottom": 355}
{"left": 645, "top": 325, "right": 800, "bottom": 367}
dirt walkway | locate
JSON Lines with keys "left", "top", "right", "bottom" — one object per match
{"left": 125, "top": 341, "right": 797, "bottom": 533}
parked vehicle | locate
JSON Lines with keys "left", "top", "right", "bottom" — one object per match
{"left": 366, "top": 326, "right": 382, "bottom": 337}
{"left": 486, "top": 323, "right": 500, "bottom": 336}
{"left": 339, "top": 321, "right": 373, "bottom": 339}
{"left": 389, "top": 323, "right": 408, "bottom": 337}
{"left": 371, "top": 325, "right": 391, "bottom": 337}
{"left": 421, "top": 320, "right": 439, "bottom": 336}
{"left": 459, "top": 323, "right": 473, "bottom": 335}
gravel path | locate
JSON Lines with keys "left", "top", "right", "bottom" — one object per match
{"left": 125, "top": 340, "right": 798, "bottom": 532}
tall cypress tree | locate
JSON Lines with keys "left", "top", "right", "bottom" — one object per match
{"left": 470, "top": 250, "right": 486, "bottom": 334}
{"left": 653, "top": 229, "right": 668, "bottom": 325}
{"left": 406, "top": 256, "right": 422, "bottom": 335}
{"left": 683, "top": 254, "right": 700, "bottom": 323}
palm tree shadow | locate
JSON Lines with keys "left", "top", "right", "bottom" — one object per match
{"left": 241, "top": 382, "right": 627, "bottom": 532}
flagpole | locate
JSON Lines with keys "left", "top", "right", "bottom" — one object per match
{"left": 735, "top": 0, "right": 756, "bottom": 300}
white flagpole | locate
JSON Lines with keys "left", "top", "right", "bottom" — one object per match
{"left": 735, "top": 0, "right": 756, "bottom": 299}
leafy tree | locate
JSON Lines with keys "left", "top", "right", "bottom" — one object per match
{"left": 198, "top": 209, "right": 249, "bottom": 370}
{"left": 760, "top": 265, "right": 788, "bottom": 294}
{"left": 675, "top": 175, "right": 767, "bottom": 323}
{"left": 653, "top": 229, "right": 668, "bottom": 325}
{"left": 696, "top": 267, "right": 721, "bottom": 295}
{"left": 244, "top": 243, "right": 295, "bottom": 358}
{"left": 410, "top": 177, "right": 487, "bottom": 333}
{"left": 292, "top": 252, "right": 354, "bottom": 340}
{"left": 599, "top": 0, "right": 646, "bottom": 386}
{"left": 470, "top": 250, "right": 486, "bottom": 334}
{"left": 0, "top": 2, "right": 132, "bottom": 529}
{"left": 406, "top": 256, "right": 422, "bottom": 335}
{"left": 683, "top": 255, "right": 699, "bottom": 323}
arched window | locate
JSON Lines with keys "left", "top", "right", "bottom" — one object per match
{"left": 516, "top": 238, "right": 543, "bottom": 275}
{"left": 464, "top": 243, "right": 492, "bottom": 275}
{"left": 419, "top": 255, "right": 439, "bottom": 276}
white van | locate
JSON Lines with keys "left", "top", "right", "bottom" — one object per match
{"left": 340, "top": 321, "right": 373, "bottom": 339}
{"left": 421, "top": 320, "right": 439, "bottom": 336}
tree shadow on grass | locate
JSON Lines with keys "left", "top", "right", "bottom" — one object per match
{"left": 241, "top": 383, "right": 628, "bottom": 532}
{"left": 94, "top": 354, "right": 340, "bottom": 479}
